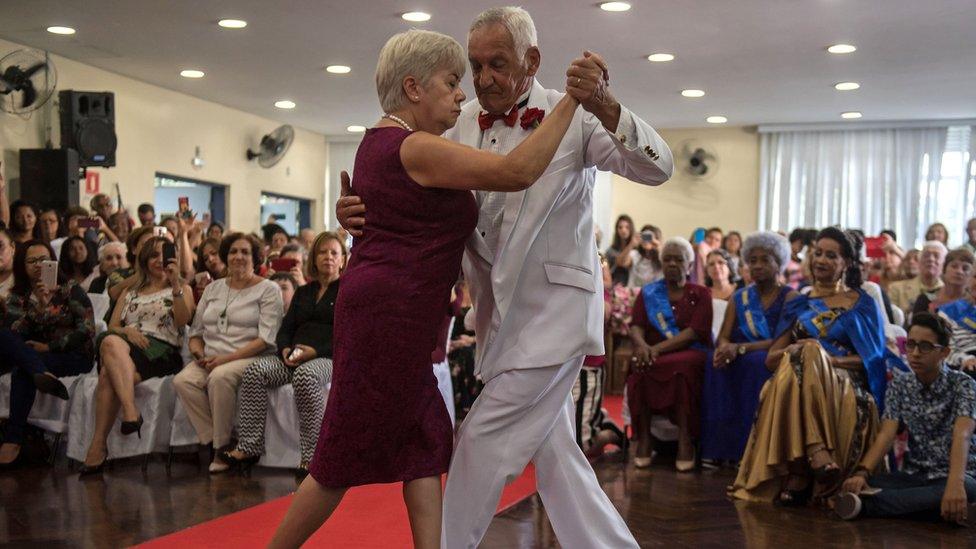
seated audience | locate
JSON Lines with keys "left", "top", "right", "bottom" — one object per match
{"left": 628, "top": 237, "right": 712, "bottom": 471}
{"left": 88, "top": 242, "right": 128, "bottom": 294}
{"left": 274, "top": 243, "right": 308, "bottom": 286}
{"left": 173, "top": 232, "right": 283, "bottom": 473}
{"left": 109, "top": 211, "right": 132, "bottom": 244}
{"left": 58, "top": 236, "right": 99, "bottom": 291}
{"left": 299, "top": 228, "right": 315, "bottom": 251}
{"left": 730, "top": 227, "right": 905, "bottom": 505}
{"left": 878, "top": 238, "right": 907, "bottom": 291}
{"left": 786, "top": 228, "right": 815, "bottom": 289}
{"left": 926, "top": 222, "right": 950, "bottom": 247}
{"left": 221, "top": 232, "right": 345, "bottom": 478}
{"left": 8, "top": 200, "right": 41, "bottom": 245}
{"left": 691, "top": 227, "right": 724, "bottom": 285}
{"left": 262, "top": 223, "right": 290, "bottom": 258}
{"left": 192, "top": 237, "right": 226, "bottom": 301}
{"left": 137, "top": 203, "right": 156, "bottom": 227}
{"left": 620, "top": 224, "right": 663, "bottom": 288}
{"left": 835, "top": 313, "right": 975, "bottom": 523}
{"left": 888, "top": 241, "right": 947, "bottom": 314}
{"left": 705, "top": 248, "right": 736, "bottom": 301}
{"left": 962, "top": 218, "right": 976, "bottom": 255}
{"left": 722, "top": 230, "right": 743, "bottom": 282}
{"left": 606, "top": 214, "right": 637, "bottom": 287}
{"left": 937, "top": 267, "right": 976, "bottom": 378}
{"left": 160, "top": 216, "right": 179, "bottom": 238}
{"left": 107, "top": 226, "right": 158, "bottom": 302}
{"left": 901, "top": 248, "right": 921, "bottom": 279}
{"left": 37, "top": 208, "right": 62, "bottom": 244}
{"left": 703, "top": 232, "right": 797, "bottom": 463}
{"left": 0, "top": 240, "right": 95, "bottom": 468}
{"left": 0, "top": 229, "right": 13, "bottom": 298}
{"left": 79, "top": 237, "right": 194, "bottom": 476}
{"left": 914, "top": 249, "right": 973, "bottom": 316}
{"left": 270, "top": 272, "right": 299, "bottom": 312}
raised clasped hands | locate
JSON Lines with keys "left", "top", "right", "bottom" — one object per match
{"left": 565, "top": 50, "right": 615, "bottom": 114}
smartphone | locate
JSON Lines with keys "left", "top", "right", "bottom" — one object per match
{"left": 864, "top": 236, "right": 885, "bottom": 259}
{"left": 271, "top": 257, "right": 298, "bottom": 272}
{"left": 691, "top": 228, "right": 706, "bottom": 245}
{"left": 640, "top": 230, "right": 655, "bottom": 243}
{"left": 40, "top": 260, "right": 58, "bottom": 288}
{"left": 162, "top": 242, "right": 177, "bottom": 265}
{"left": 195, "top": 272, "right": 212, "bottom": 286}
{"left": 178, "top": 196, "right": 194, "bottom": 220}
{"left": 153, "top": 226, "right": 168, "bottom": 238}
{"left": 77, "top": 217, "right": 99, "bottom": 230}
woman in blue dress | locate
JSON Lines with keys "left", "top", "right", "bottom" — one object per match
{"left": 703, "top": 232, "right": 797, "bottom": 463}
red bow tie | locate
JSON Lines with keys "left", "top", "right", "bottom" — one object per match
{"left": 478, "top": 106, "right": 519, "bottom": 131}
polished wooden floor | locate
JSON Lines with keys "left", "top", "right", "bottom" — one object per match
{"left": 1, "top": 447, "right": 973, "bottom": 548}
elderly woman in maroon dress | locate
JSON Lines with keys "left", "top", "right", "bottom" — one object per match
{"left": 269, "top": 30, "right": 580, "bottom": 549}
{"left": 628, "top": 237, "right": 712, "bottom": 472}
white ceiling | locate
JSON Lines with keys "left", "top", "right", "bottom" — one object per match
{"left": 2, "top": 0, "right": 975, "bottom": 136}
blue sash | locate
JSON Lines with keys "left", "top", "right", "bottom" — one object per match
{"left": 734, "top": 285, "right": 771, "bottom": 342}
{"left": 642, "top": 280, "right": 680, "bottom": 339}
{"left": 939, "top": 299, "right": 976, "bottom": 333}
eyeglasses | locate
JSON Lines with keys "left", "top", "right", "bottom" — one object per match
{"left": 904, "top": 340, "right": 945, "bottom": 354}
{"left": 25, "top": 257, "right": 51, "bottom": 265}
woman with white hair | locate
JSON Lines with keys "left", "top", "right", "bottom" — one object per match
{"left": 270, "top": 29, "right": 580, "bottom": 549}
{"left": 627, "top": 237, "right": 713, "bottom": 472}
{"left": 88, "top": 241, "right": 128, "bottom": 294}
{"left": 703, "top": 232, "right": 798, "bottom": 463}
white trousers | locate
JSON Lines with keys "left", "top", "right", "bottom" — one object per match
{"left": 442, "top": 357, "right": 638, "bottom": 549}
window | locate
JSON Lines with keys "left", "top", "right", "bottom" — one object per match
{"left": 921, "top": 126, "right": 973, "bottom": 247}
{"left": 153, "top": 173, "right": 227, "bottom": 226}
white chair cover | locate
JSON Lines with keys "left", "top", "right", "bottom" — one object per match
{"left": 66, "top": 375, "right": 177, "bottom": 461}
{"left": 0, "top": 370, "right": 91, "bottom": 434}
{"left": 433, "top": 318, "right": 456, "bottom": 427}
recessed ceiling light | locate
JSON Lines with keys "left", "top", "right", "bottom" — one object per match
{"left": 326, "top": 65, "right": 351, "bottom": 74}
{"left": 827, "top": 43, "right": 856, "bottom": 54}
{"left": 834, "top": 82, "right": 860, "bottom": 91}
{"left": 275, "top": 100, "right": 296, "bottom": 109}
{"left": 180, "top": 70, "right": 205, "bottom": 79}
{"left": 841, "top": 111, "right": 862, "bottom": 119}
{"left": 600, "top": 2, "right": 632, "bottom": 11}
{"left": 46, "top": 26, "right": 76, "bottom": 35}
{"left": 681, "top": 89, "right": 705, "bottom": 98}
{"left": 402, "top": 12, "right": 431, "bottom": 22}
{"left": 347, "top": 125, "right": 366, "bottom": 133}
{"left": 647, "top": 53, "right": 675, "bottom": 63}
{"left": 706, "top": 115, "right": 728, "bottom": 124}
{"left": 218, "top": 19, "right": 248, "bottom": 29}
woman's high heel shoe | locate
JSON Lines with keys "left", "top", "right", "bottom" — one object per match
{"left": 78, "top": 459, "right": 107, "bottom": 478}
{"left": 33, "top": 373, "right": 69, "bottom": 400}
{"left": 218, "top": 448, "right": 260, "bottom": 476}
{"left": 676, "top": 448, "right": 697, "bottom": 473}
{"left": 120, "top": 415, "right": 144, "bottom": 438}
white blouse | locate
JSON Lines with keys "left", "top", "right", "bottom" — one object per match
{"left": 121, "top": 287, "right": 182, "bottom": 347}
{"left": 190, "top": 278, "right": 283, "bottom": 357}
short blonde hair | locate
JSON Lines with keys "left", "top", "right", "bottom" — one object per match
{"left": 375, "top": 29, "right": 466, "bottom": 114}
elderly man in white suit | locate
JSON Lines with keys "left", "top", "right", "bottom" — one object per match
{"left": 339, "top": 7, "right": 672, "bottom": 548}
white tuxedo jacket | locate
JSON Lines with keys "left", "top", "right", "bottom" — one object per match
{"left": 443, "top": 80, "right": 673, "bottom": 381}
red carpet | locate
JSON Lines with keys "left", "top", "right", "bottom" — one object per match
{"left": 139, "top": 396, "right": 625, "bottom": 548}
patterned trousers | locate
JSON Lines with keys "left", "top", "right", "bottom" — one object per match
{"left": 236, "top": 356, "right": 333, "bottom": 465}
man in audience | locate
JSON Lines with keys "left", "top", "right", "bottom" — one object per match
{"left": 889, "top": 241, "right": 947, "bottom": 314}
{"left": 835, "top": 313, "right": 976, "bottom": 524}
{"left": 962, "top": 218, "right": 976, "bottom": 255}
{"left": 299, "top": 228, "right": 316, "bottom": 251}
{"left": 137, "top": 203, "right": 156, "bottom": 227}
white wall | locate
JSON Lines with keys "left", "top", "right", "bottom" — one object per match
{"left": 0, "top": 37, "right": 328, "bottom": 234}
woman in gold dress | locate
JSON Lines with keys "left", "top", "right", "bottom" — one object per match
{"left": 730, "top": 227, "right": 906, "bottom": 506}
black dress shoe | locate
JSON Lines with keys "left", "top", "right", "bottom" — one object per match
{"left": 78, "top": 459, "right": 107, "bottom": 478}
{"left": 33, "top": 373, "right": 69, "bottom": 400}
{"left": 120, "top": 415, "right": 144, "bottom": 438}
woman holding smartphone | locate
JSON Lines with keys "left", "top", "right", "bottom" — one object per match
{"left": 0, "top": 240, "right": 95, "bottom": 469}
{"left": 79, "top": 236, "right": 194, "bottom": 475}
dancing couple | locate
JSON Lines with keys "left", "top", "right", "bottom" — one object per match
{"left": 270, "top": 7, "right": 673, "bottom": 549}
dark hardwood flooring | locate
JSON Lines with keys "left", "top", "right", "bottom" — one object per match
{"left": 1, "top": 449, "right": 973, "bottom": 548}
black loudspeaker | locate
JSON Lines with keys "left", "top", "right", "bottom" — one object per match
{"left": 19, "top": 148, "right": 81, "bottom": 212}
{"left": 59, "top": 90, "right": 117, "bottom": 167}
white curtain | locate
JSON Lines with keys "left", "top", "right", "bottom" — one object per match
{"left": 759, "top": 127, "right": 947, "bottom": 247}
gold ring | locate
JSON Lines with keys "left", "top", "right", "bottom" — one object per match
{"left": 575, "top": 76, "right": 582, "bottom": 86}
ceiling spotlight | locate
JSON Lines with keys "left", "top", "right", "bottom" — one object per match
{"left": 180, "top": 70, "right": 205, "bottom": 79}
{"left": 402, "top": 12, "right": 432, "bottom": 22}
{"left": 706, "top": 115, "right": 728, "bottom": 124}
{"left": 46, "top": 26, "right": 76, "bottom": 35}
{"left": 600, "top": 2, "right": 632, "bottom": 11}
{"left": 326, "top": 65, "right": 351, "bottom": 74}
{"left": 647, "top": 53, "right": 675, "bottom": 63}
{"left": 834, "top": 82, "right": 860, "bottom": 91}
{"left": 275, "top": 100, "right": 296, "bottom": 109}
{"left": 218, "top": 19, "right": 248, "bottom": 29}
{"left": 841, "top": 111, "right": 862, "bottom": 119}
{"left": 681, "top": 89, "right": 705, "bottom": 98}
{"left": 827, "top": 43, "right": 856, "bottom": 54}
{"left": 347, "top": 125, "right": 366, "bottom": 133}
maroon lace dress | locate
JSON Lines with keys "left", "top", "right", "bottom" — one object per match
{"left": 309, "top": 127, "right": 478, "bottom": 487}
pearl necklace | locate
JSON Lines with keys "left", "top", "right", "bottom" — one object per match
{"left": 383, "top": 114, "right": 414, "bottom": 131}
